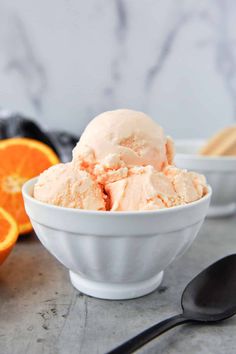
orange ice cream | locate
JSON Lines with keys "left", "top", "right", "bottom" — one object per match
{"left": 34, "top": 163, "right": 106, "bottom": 210}
{"left": 105, "top": 165, "right": 207, "bottom": 211}
{"left": 164, "top": 166, "right": 207, "bottom": 204}
{"left": 34, "top": 109, "right": 207, "bottom": 211}
{"left": 105, "top": 166, "right": 177, "bottom": 211}
{"left": 73, "top": 109, "right": 174, "bottom": 172}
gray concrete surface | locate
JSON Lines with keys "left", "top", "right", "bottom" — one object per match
{"left": 0, "top": 216, "right": 236, "bottom": 354}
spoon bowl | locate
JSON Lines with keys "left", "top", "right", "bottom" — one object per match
{"left": 182, "top": 254, "right": 236, "bottom": 322}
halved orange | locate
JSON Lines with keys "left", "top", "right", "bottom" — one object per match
{"left": 0, "top": 207, "right": 18, "bottom": 265}
{"left": 0, "top": 138, "right": 60, "bottom": 234}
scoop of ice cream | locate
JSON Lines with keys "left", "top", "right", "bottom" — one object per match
{"left": 33, "top": 108, "right": 208, "bottom": 212}
{"left": 106, "top": 165, "right": 207, "bottom": 211}
{"left": 164, "top": 166, "right": 208, "bottom": 203}
{"left": 105, "top": 166, "right": 177, "bottom": 211}
{"left": 34, "top": 163, "right": 106, "bottom": 210}
{"left": 73, "top": 109, "right": 174, "bottom": 172}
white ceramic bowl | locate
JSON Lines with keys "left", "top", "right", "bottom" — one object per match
{"left": 175, "top": 140, "right": 236, "bottom": 217}
{"left": 22, "top": 178, "right": 211, "bottom": 300}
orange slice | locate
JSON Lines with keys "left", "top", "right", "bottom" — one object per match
{"left": 0, "top": 138, "right": 60, "bottom": 234}
{"left": 0, "top": 207, "right": 18, "bottom": 265}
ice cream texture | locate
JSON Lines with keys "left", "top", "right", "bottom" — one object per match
{"left": 73, "top": 109, "right": 174, "bottom": 172}
{"left": 34, "top": 109, "right": 207, "bottom": 211}
{"left": 34, "top": 163, "right": 106, "bottom": 210}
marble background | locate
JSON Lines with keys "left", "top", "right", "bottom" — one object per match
{"left": 0, "top": 0, "right": 236, "bottom": 138}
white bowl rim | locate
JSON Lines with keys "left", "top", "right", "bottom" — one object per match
{"left": 175, "top": 139, "right": 236, "bottom": 162}
{"left": 22, "top": 177, "right": 212, "bottom": 217}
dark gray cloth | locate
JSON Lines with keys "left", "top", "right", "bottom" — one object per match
{"left": 0, "top": 110, "right": 79, "bottom": 162}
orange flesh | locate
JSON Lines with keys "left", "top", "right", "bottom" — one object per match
{"left": 0, "top": 207, "right": 18, "bottom": 265}
{"left": 0, "top": 217, "right": 10, "bottom": 243}
{"left": 0, "top": 138, "right": 59, "bottom": 233}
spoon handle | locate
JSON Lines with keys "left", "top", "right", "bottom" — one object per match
{"left": 107, "top": 313, "right": 190, "bottom": 354}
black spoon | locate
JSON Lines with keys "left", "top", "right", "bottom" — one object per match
{"left": 108, "top": 254, "right": 236, "bottom": 354}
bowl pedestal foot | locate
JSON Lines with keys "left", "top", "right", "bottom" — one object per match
{"left": 69, "top": 270, "right": 164, "bottom": 300}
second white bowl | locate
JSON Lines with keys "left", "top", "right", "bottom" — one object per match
{"left": 175, "top": 140, "right": 236, "bottom": 217}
